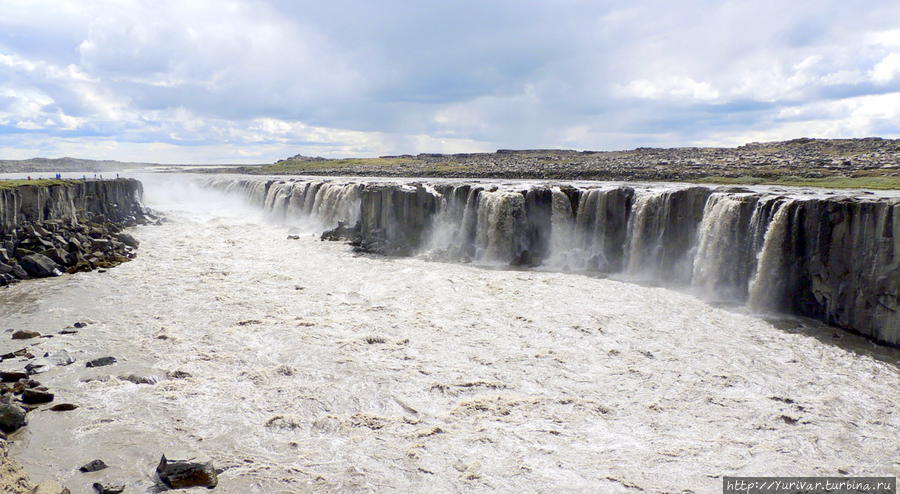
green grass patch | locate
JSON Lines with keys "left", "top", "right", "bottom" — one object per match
{"left": 692, "top": 175, "right": 900, "bottom": 190}
{"left": 261, "top": 157, "right": 414, "bottom": 173}
{"left": 0, "top": 179, "right": 76, "bottom": 189}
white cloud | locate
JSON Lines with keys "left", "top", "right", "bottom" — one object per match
{"left": 0, "top": 0, "right": 899, "bottom": 161}
{"left": 618, "top": 77, "right": 721, "bottom": 102}
{"left": 870, "top": 53, "right": 900, "bottom": 84}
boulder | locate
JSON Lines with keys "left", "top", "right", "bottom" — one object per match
{"left": 321, "top": 220, "right": 360, "bottom": 242}
{"left": 119, "top": 374, "right": 158, "bottom": 385}
{"left": 156, "top": 455, "right": 218, "bottom": 489}
{"left": 79, "top": 459, "right": 107, "bottom": 472}
{"left": 85, "top": 357, "right": 116, "bottom": 368}
{"left": 19, "top": 254, "right": 61, "bottom": 277}
{"left": 0, "top": 403, "right": 27, "bottom": 432}
{"left": 10, "top": 263, "right": 28, "bottom": 279}
{"left": 0, "top": 371, "right": 28, "bottom": 382}
{"left": 21, "top": 389, "right": 53, "bottom": 404}
{"left": 45, "top": 248, "right": 69, "bottom": 266}
{"left": 11, "top": 330, "right": 40, "bottom": 340}
{"left": 115, "top": 232, "right": 139, "bottom": 248}
{"left": 49, "top": 403, "right": 78, "bottom": 412}
{"left": 92, "top": 483, "right": 125, "bottom": 494}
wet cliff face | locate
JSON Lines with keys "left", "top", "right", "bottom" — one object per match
{"left": 0, "top": 179, "right": 144, "bottom": 232}
{"left": 204, "top": 177, "right": 900, "bottom": 344}
{"left": 748, "top": 198, "right": 899, "bottom": 342}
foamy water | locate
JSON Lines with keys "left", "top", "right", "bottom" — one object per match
{"left": 1, "top": 175, "right": 897, "bottom": 493}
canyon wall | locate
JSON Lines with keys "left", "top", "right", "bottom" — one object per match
{"left": 0, "top": 179, "right": 148, "bottom": 285}
{"left": 0, "top": 179, "right": 144, "bottom": 231}
{"left": 206, "top": 177, "right": 900, "bottom": 344}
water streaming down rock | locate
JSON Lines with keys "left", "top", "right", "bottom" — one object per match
{"left": 202, "top": 176, "right": 899, "bottom": 344}
{"left": 571, "top": 187, "right": 634, "bottom": 272}
{"left": 357, "top": 184, "right": 437, "bottom": 255}
{"left": 625, "top": 187, "right": 712, "bottom": 284}
{"left": 692, "top": 192, "right": 763, "bottom": 301}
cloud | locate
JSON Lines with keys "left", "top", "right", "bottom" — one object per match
{"left": 0, "top": 0, "right": 898, "bottom": 162}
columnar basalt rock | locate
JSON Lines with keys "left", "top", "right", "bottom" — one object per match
{"left": 205, "top": 176, "right": 900, "bottom": 344}
{"left": 0, "top": 179, "right": 152, "bottom": 286}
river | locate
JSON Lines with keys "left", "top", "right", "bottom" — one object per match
{"left": 1, "top": 174, "right": 897, "bottom": 493}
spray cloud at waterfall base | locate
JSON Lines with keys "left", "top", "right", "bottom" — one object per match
{"left": 205, "top": 176, "right": 900, "bottom": 345}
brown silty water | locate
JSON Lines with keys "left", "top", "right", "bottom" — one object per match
{"left": 0, "top": 174, "right": 897, "bottom": 493}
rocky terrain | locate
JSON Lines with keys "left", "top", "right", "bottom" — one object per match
{"left": 215, "top": 138, "right": 900, "bottom": 188}
{"left": 0, "top": 179, "right": 158, "bottom": 287}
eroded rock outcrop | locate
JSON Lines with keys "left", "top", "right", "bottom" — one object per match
{"left": 0, "top": 179, "right": 155, "bottom": 286}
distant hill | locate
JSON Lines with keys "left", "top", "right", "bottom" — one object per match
{"left": 0, "top": 157, "right": 159, "bottom": 173}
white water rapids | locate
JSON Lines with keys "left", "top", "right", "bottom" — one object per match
{"left": 1, "top": 175, "right": 897, "bottom": 493}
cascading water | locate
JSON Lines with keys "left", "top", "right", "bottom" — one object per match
{"left": 473, "top": 190, "right": 528, "bottom": 264}
{"left": 747, "top": 200, "right": 794, "bottom": 311}
{"left": 624, "top": 187, "right": 710, "bottom": 283}
{"left": 692, "top": 193, "right": 760, "bottom": 301}
{"left": 544, "top": 188, "right": 577, "bottom": 269}
{"left": 3, "top": 173, "right": 897, "bottom": 494}
{"left": 201, "top": 176, "right": 900, "bottom": 344}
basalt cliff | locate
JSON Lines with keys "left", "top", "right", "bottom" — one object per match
{"left": 0, "top": 179, "right": 153, "bottom": 286}
{"left": 207, "top": 177, "right": 900, "bottom": 345}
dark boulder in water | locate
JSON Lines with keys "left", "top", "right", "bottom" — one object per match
{"left": 79, "top": 459, "right": 108, "bottom": 472}
{"left": 156, "top": 455, "right": 218, "bottom": 489}
{"left": 86, "top": 357, "right": 117, "bottom": 368}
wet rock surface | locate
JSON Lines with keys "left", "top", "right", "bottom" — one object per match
{"left": 78, "top": 459, "right": 107, "bottom": 473}
{"left": 85, "top": 357, "right": 116, "bottom": 368}
{"left": 156, "top": 455, "right": 218, "bottom": 489}
{"left": 91, "top": 482, "right": 124, "bottom": 494}
{"left": 25, "top": 351, "right": 75, "bottom": 375}
{"left": 20, "top": 389, "right": 53, "bottom": 404}
{"left": 10, "top": 331, "right": 39, "bottom": 341}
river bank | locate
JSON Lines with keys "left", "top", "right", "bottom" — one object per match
{"left": 0, "top": 178, "right": 154, "bottom": 493}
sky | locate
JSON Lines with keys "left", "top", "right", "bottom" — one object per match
{"left": 1, "top": 0, "right": 900, "bottom": 164}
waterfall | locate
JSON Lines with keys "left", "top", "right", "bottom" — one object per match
{"left": 625, "top": 187, "right": 711, "bottom": 283}
{"left": 473, "top": 190, "right": 528, "bottom": 264}
{"left": 691, "top": 193, "right": 759, "bottom": 301}
{"left": 426, "top": 185, "right": 481, "bottom": 261}
{"left": 572, "top": 187, "right": 633, "bottom": 272}
{"left": 545, "top": 187, "right": 577, "bottom": 269}
{"left": 200, "top": 176, "right": 900, "bottom": 344}
{"left": 747, "top": 199, "right": 794, "bottom": 311}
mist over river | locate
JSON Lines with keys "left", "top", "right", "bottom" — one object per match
{"left": 1, "top": 174, "right": 897, "bottom": 493}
